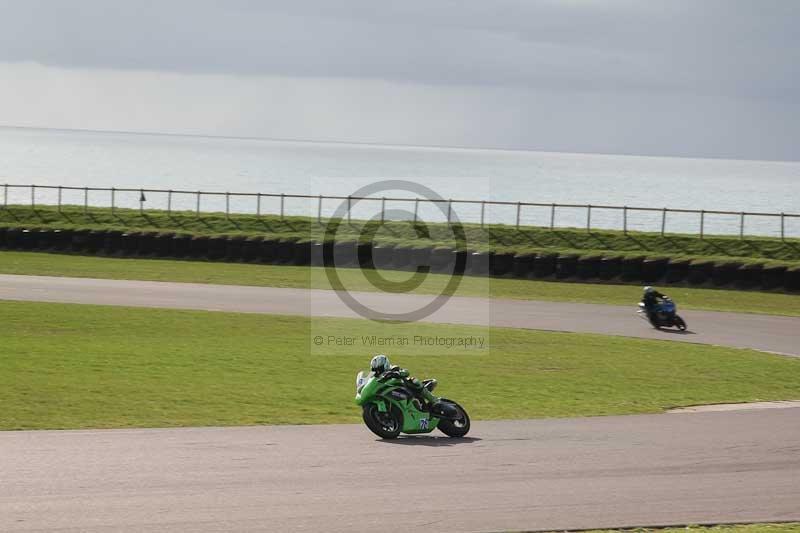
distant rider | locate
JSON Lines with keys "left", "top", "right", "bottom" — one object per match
{"left": 641, "top": 286, "right": 667, "bottom": 321}
{"left": 370, "top": 354, "right": 438, "bottom": 407}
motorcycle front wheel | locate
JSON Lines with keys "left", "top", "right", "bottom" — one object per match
{"left": 362, "top": 404, "right": 402, "bottom": 439}
{"left": 437, "top": 401, "right": 471, "bottom": 438}
{"left": 674, "top": 315, "right": 687, "bottom": 331}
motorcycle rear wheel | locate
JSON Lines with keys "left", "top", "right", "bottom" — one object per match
{"left": 362, "top": 404, "right": 402, "bottom": 439}
{"left": 437, "top": 401, "right": 471, "bottom": 438}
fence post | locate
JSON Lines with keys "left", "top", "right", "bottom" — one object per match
{"left": 318, "top": 194, "right": 323, "bottom": 224}
{"left": 256, "top": 193, "right": 261, "bottom": 217}
{"left": 280, "top": 193, "right": 285, "bottom": 220}
{"left": 84, "top": 187, "right": 88, "bottom": 214}
{"left": 447, "top": 199, "right": 452, "bottom": 226}
{"left": 167, "top": 190, "right": 172, "bottom": 215}
{"left": 196, "top": 191, "right": 201, "bottom": 216}
{"left": 480, "top": 201, "right": 485, "bottom": 228}
{"left": 739, "top": 212, "right": 745, "bottom": 239}
{"left": 381, "top": 197, "right": 386, "bottom": 223}
{"left": 111, "top": 187, "right": 115, "bottom": 215}
{"left": 140, "top": 189, "right": 145, "bottom": 215}
{"left": 31, "top": 185, "right": 35, "bottom": 210}
{"left": 413, "top": 198, "right": 419, "bottom": 224}
{"left": 550, "top": 203, "right": 556, "bottom": 230}
{"left": 586, "top": 205, "right": 592, "bottom": 233}
{"left": 700, "top": 210, "right": 705, "bottom": 239}
{"left": 225, "top": 192, "right": 230, "bottom": 219}
{"left": 781, "top": 213, "right": 785, "bottom": 241}
{"left": 58, "top": 186, "right": 62, "bottom": 212}
{"left": 3, "top": 184, "right": 7, "bottom": 208}
{"left": 347, "top": 195, "right": 352, "bottom": 224}
{"left": 623, "top": 206, "right": 628, "bottom": 234}
{"left": 515, "top": 202, "right": 521, "bottom": 229}
{"left": 661, "top": 208, "right": 667, "bottom": 236}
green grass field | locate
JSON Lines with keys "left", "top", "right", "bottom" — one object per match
{"left": 2, "top": 300, "right": 798, "bottom": 430}
{"left": 3, "top": 204, "right": 800, "bottom": 264}
{"left": 572, "top": 524, "right": 800, "bottom": 533}
{"left": 2, "top": 250, "right": 799, "bottom": 316}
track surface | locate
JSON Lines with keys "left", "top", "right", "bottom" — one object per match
{"left": 2, "top": 409, "right": 799, "bottom": 532}
{"left": 1, "top": 274, "right": 798, "bottom": 355}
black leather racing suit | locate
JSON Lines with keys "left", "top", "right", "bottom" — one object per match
{"left": 642, "top": 290, "right": 667, "bottom": 322}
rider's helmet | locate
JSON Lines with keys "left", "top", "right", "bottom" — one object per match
{"left": 370, "top": 354, "right": 391, "bottom": 375}
{"left": 643, "top": 286, "right": 655, "bottom": 294}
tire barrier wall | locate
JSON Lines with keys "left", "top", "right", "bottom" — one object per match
{"left": 598, "top": 256, "right": 623, "bottom": 280}
{"left": 490, "top": 253, "right": 514, "bottom": 277}
{"left": 621, "top": 256, "right": 645, "bottom": 282}
{"left": 556, "top": 255, "right": 578, "bottom": 279}
{"left": 577, "top": 256, "right": 603, "bottom": 280}
{"left": 1, "top": 225, "right": 797, "bottom": 292}
{"left": 641, "top": 258, "right": 669, "bottom": 283}
{"left": 372, "top": 245, "right": 395, "bottom": 270}
{"left": 512, "top": 253, "right": 536, "bottom": 279}
{"left": 664, "top": 259, "right": 690, "bottom": 283}
{"left": 467, "top": 252, "right": 490, "bottom": 276}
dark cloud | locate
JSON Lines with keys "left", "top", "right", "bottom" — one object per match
{"left": 0, "top": 0, "right": 798, "bottom": 159}
{"left": 2, "top": 0, "right": 797, "bottom": 96}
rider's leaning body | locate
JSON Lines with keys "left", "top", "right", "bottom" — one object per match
{"left": 641, "top": 286, "right": 667, "bottom": 317}
{"left": 369, "top": 354, "right": 437, "bottom": 405}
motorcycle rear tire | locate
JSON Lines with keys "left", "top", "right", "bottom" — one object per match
{"left": 362, "top": 404, "right": 402, "bottom": 439}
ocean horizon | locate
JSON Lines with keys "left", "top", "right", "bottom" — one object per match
{"left": 2, "top": 126, "right": 799, "bottom": 237}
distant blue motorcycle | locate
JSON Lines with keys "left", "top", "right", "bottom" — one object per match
{"left": 638, "top": 297, "right": 687, "bottom": 331}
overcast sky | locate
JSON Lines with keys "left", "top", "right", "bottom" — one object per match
{"left": 1, "top": 0, "right": 798, "bottom": 160}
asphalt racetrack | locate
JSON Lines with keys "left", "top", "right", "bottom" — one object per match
{"left": 2, "top": 409, "right": 799, "bottom": 532}
{"left": 2, "top": 274, "right": 799, "bottom": 531}
{"left": 1, "top": 274, "right": 798, "bottom": 356}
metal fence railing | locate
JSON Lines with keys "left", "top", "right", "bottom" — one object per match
{"left": 1, "top": 183, "right": 799, "bottom": 240}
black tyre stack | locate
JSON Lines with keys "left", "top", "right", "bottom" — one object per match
{"left": 556, "top": 254, "right": 578, "bottom": 279}
{"left": 467, "top": 251, "right": 491, "bottom": 276}
{"left": 512, "top": 253, "right": 536, "bottom": 279}
{"left": 533, "top": 253, "right": 558, "bottom": 278}
{"left": 761, "top": 265, "right": 787, "bottom": 290}
{"left": 1, "top": 222, "right": 797, "bottom": 293}
{"left": 687, "top": 261, "right": 714, "bottom": 285}
{"left": 785, "top": 267, "right": 800, "bottom": 292}
{"left": 620, "top": 256, "right": 645, "bottom": 282}
{"left": 664, "top": 259, "right": 690, "bottom": 284}
{"left": 576, "top": 255, "right": 602, "bottom": 280}
{"left": 598, "top": 256, "right": 623, "bottom": 280}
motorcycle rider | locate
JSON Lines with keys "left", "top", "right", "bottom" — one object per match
{"left": 370, "top": 354, "right": 437, "bottom": 407}
{"left": 641, "top": 286, "right": 668, "bottom": 323}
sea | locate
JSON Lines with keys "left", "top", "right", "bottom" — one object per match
{"left": 1, "top": 126, "right": 798, "bottom": 237}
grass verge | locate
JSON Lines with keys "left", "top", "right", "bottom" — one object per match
{"left": 2, "top": 251, "right": 799, "bottom": 316}
{"left": 3, "top": 205, "right": 800, "bottom": 264}
{"left": 2, "top": 301, "right": 798, "bottom": 430}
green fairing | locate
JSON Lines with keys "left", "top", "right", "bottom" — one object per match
{"left": 355, "top": 370, "right": 470, "bottom": 438}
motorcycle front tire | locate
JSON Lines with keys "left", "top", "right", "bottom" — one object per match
{"left": 437, "top": 400, "right": 471, "bottom": 438}
{"left": 362, "top": 404, "right": 403, "bottom": 439}
{"left": 674, "top": 315, "right": 687, "bottom": 331}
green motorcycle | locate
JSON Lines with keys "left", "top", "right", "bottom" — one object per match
{"left": 354, "top": 370, "right": 471, "bottom": 439}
